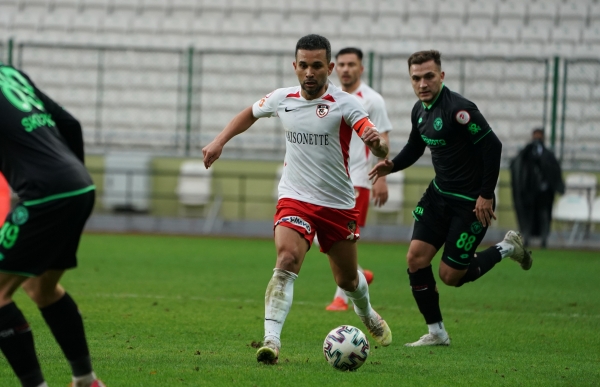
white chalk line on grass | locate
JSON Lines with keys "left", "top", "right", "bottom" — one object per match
{"left": 92, "top": 293, "right": 600, "bottom": 319}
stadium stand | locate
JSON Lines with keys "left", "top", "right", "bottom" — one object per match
{"left": 1, "top": 0, "right": 599, "bottom": 169}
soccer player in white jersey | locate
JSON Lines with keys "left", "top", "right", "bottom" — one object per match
{"left": 202, "top": 34, "right": 392, "bottom": 364}
{"left": 325, "top": 47, "right": 394, "bottom": 311}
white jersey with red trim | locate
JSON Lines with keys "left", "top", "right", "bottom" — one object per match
{"left": 348, "top": 82, "right": 393, "bottom": 189}
{"left": 252, "top": 82, "right": 374, "bottom": 209}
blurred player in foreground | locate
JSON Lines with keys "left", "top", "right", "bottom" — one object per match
{"left": 369, "top": 50, "right": 532, "bottom": 347}
{"left": 325, "top": 47, "right": 394, "bottom": 311}
{"left": 0, "top": 173, "right": 11, "bottom": 225}
{"left": 0, "top": 62, "right": 104, "bottom": 387}
{"left": 202, "top": 34, "right": 392, "bottom": 364}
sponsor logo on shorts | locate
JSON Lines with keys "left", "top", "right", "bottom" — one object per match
{"left": 460, "top": 253, "right": 469, "bottom": 259}
{"left": 277, "top": 216, "right": 311, "bottom": 233}
{"left": 470, "top": 221, "right": 483, "bottom": 235}
{"left": 11, "top": 206, "right": 28, "bottom": 226}
{"left": 347, "top": 221, "right": 357, "bottom": 233}
{"left": 316, "top": 104, "right": 330, "bottom": 118}
{"left": 0, "top": 252, "right": 3, "bottom": 261}
{"left": 346, "top": 220, "right": 359, "bottom": 240}
{"left": 455, "top": 110, "right": 470, "bottom": 124}
{"left": 433, "top": 117, "right": 443, "bottom": 131}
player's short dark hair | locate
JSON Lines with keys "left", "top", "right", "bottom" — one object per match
{"left": 295, "top": 34, "right": 331, "bottom": 62}
{"left": 335, "top": 47, "right": 363, "bottom": 61}
{"left": 532, "top": 127, "right": 545, "bottom": 136}
{"left": 407, "top": 50, "right": 442, "bottom": 70}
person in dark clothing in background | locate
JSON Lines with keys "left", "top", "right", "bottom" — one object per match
{"left": 510, "top": 128, "right": 565, "bottom": 248}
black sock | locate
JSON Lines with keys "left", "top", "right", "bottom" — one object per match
{"left": 408, "top": 265, "right": 442, "bottom": 324}
{"left": 40, "top": 293, "right": 92, "bottom": 377}
{"left": 457, "top": 246, "right": 502, "bottom": 287}
{"left": 0, "top": 302, "right": 45, "bottom": 387}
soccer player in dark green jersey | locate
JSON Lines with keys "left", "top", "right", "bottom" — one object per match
{"left": 369, "top": 50, "right": 532, "bottom": 347}
{"left": 0, "top": 63, "right": 105, "bottom": 387}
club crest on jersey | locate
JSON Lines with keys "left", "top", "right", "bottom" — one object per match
{"left": 277, "top": 216, "right": 311, "bottom": 233}
{"left": 455, "top": 110, "right": 470, "bottom": 124}
{"left": 316, "top": 104, "right": 330, "bottom": 118}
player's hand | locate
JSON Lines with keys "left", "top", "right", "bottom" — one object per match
{"left": 368, "top": 159, "right": 394, "bottom": 184}
{"left": 202, "top": 141, "right": 223, "bottom": 169}
{"left": 372, "top": 176, "right": 388, "bottom": 207}
{"left": 473, "top": 196, "right": 496, "bottom": 227}
{"left": 361, "top": 126, "right": 380, "bottom": 149}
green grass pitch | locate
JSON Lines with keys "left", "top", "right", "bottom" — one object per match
{"left": 1, "top": 234, "right": 599, "bottom": 386}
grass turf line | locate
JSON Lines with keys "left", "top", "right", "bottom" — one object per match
{"left": 0, "top": 234, "right": 598, "bottom": 386}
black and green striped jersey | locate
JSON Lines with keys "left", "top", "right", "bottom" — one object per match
{"left": 391, "top": 84, "right": 501, "bottom": 201}
{"left": 0, "top": 64, "right": 94, "bottom": 202}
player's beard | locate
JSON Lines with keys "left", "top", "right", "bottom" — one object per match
{"left": 301, "top": 78, "right": 327, "bottom": 97}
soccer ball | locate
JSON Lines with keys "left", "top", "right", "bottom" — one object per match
{"left": 323, "top": 325, "right": 370, "bottom": 371}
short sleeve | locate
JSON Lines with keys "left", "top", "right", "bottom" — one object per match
{"left": 252, "top": 89, "right": 283, "bottom": 118}
{"left": 368, "top": 94, "right": 393, "bottom": 133}
{"left": 341, "top": 94, "right": 371, "bottom": 133}
{"left": 453, "top": 101, "right": 492, "bottom": 144}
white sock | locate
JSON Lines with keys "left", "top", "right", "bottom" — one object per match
{"left": 333, "top": 265, "right": 366, "bottom": 303}
{"left": 428, "top": 321, "right": 446, "bottom": 336}
{"left": 71, "top": 372, "right": 96, "bottom": 387}
{"left": 496, "top": 241, "right": 514, "bottom": 259}
{"left": 36, "top": 383, "right": 49, "bottom": 387}
{"left": 344, "top": 271, "right": 373, "bottom": 317}
{"left": 264, "top": 268, "right": 297, "bottom": 348}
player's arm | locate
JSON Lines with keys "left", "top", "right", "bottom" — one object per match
{"left": 202, "top": 106, "right": 259, "bottom": 168}
{"left": 203, "top": 89, "right": 281, "bottom": 168}
{"left": 371, "top": 131, "right": 390, "bottom": 206}
{"left": 354, "top": 118, "right": 388, "bottom": 158}
{"left": 457, "top": 106, "right": 502, "bottom": 226}
{"left": 369, "top": 126, "right": 424, "bottom": 183}
{"left": 31, "top": 79, "right": 86, "bottom": 163}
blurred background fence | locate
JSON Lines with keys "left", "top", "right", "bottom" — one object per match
{"left": 7, "top": 40, "right": 600, "bottom": 171}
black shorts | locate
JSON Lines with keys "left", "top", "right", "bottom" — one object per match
{"left": 411, "top": 183, "right": 494, "bottom": 270}
{"left": 0, "top": 190, "right": 95, "bottom": 277}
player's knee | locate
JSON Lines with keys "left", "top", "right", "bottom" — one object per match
{"left": 22, "top": 282, "right": 63, "bottom": 308}
{"left": 276, "top": 250, "right": 302, "bottom": 272}
{"left": 335, "top": 273, "right": 358, "bottom": 292}
{"left": 439, "top": 271, "right": 461, "bottom": 287}
{"left": 406, "top": 250, "right": 430, "bottom": 271}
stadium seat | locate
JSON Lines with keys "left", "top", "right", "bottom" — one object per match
{"left": 553, "top": 194, "right": 590, "bottom": 245}
{"left": 552, "top": 26, "right": 582, "bottom": 45}
{"left": 497, "top": 1, "right": 526, "bottom": 27}
{"left": 428, "top": 24, "right": 459, "bottom": 43}
{"left": 437, "top": 1, "right": 467, "bottom": 25}
{"left": 521, "top": 25, "right": 551, "bottom": 44}
{"left": 557, "top": 2, "right": 588, "bottom": 28}
{"left": 591, "top": 196, "right": 600, "bottom": 225}
{"left": 466, "top": 1, "right": 496, "bottom": 26}
{"left": 377, "top": 0, "right": 405, "bottom": 20}
{"left": 489, "top": 25, "right": 520, "bottom": 43}
{"left": 459, "top": 24, "right": 489, "bottom": 43}
{"left": 527, "top": 2, "right": 557, "bottom": 28}
{"left": 318, "top": 0, "right": 348, "bottom": 18}
{"left": 407, "top": 1, "right": 436, "bottom": 24}
{"left": 348, "top": 0, "right": 375, "bottom": 20}
{"left": 565, "top": 173, "right": 597, "bottom": 203}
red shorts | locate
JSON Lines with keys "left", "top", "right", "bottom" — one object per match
{"left": 353, "top": 187, "right": 370, "bottom": 227}
{"left": 274, "top": 198, "right": 360, "bottom": 253}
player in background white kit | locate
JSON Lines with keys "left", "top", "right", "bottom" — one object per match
{"left": 325, "top": 47, "right": 394, "bottom": 311}
{"left": 202, "top": 35, "right": 392, "bottom": 365}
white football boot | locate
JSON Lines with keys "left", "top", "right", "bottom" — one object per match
{"left": 405, "top": 332, "right": 450, "bottom": 347}
{"left": 504, "top": 230, "right": 533, "bottom": 270}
